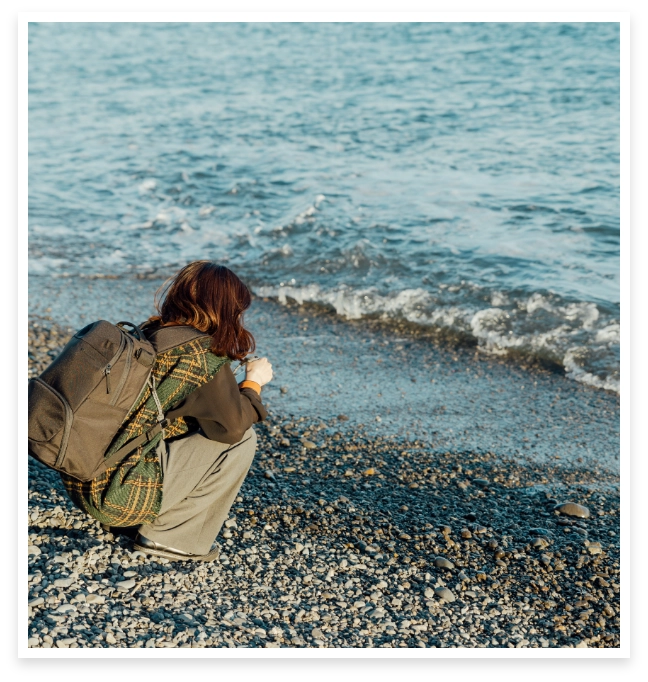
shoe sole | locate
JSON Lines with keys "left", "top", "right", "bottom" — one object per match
{"left": 133, "top": 543, "right": 221, "bottom": 563}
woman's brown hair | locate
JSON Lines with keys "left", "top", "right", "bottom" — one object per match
{"left": 148, "top": 261, "right": 256, "bottom": 361}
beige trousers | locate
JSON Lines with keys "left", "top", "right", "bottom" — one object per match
{"left": 138, "top": 427, "right": 257, "bottom": 555}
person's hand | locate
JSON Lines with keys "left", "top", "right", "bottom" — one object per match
{"left": 245, "top": 357, "right": 273, "bottom": 386}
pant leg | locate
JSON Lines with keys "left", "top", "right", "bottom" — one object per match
{"left": 138, "top": 427, "right": 257, "bottom": 555}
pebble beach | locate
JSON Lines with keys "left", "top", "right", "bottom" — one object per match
{"left": 26, "top": 305, "right": 621, "bottom": 650}
{"left": 26, "top": 21, "right": 622, "bottom": 654}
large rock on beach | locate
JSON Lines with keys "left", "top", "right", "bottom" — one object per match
{"left": 554, "top": 502, "right": 590, "bottom": 518}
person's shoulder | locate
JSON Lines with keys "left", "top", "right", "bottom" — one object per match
{"left": 147, "top": 325, "right": 211, "bottom": 354}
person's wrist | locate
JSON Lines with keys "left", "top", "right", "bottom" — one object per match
{"left": 240, "top": 379, "right": 261, "bottom": 394}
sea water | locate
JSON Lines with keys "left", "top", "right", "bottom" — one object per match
{"left": 28, "top": 22, "right": 620, "bottom": 392}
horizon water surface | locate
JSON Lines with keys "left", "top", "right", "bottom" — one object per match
{"left": 28, "top": 22, "right": 620, "bottom": 392}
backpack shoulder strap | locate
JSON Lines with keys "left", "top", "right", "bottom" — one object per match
{"left": 144, "top": 325, "right": 211, "bottom": 354}
{"left": 102, "top": 419, "right": 169, "bottom": 470}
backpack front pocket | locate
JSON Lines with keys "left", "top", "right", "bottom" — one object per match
{"left": 28, "top": 378, "right": 73, "bottom": 468}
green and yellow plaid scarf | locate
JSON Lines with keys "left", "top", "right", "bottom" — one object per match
{"left": 61, "top": 336, "right": 229, "bottom": 527}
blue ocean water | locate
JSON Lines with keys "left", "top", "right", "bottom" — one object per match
{"left": 28, "top": 22, "right": 620, "bottom": 391}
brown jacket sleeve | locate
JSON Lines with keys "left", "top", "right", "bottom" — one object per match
{"left": 165, "top": 364, "right": 267, "bottom": 445}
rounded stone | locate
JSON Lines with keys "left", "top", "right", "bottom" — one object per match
{"left": 434, "top": 557, "right": 455, "bottom": 570}
{"left": 53, "top": 577, "right": 75, "bottom": 588}
{"left": 86, "top": 594, "right": 106, "bottom": 604}
{"left": 116, "top": 579, "right": 136, "bottom": 591}
{"left": 434, "top": 587, "right": 456, "bottom": 603}
{"left": 554, "top": 502, "right": 590, "bottom": 519}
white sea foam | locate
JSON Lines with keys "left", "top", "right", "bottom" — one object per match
{"left": 561, "top": 301, "right": 599, "bottom": 329}
{"left": 526, "top": 293, "right": 554, "bottom": 315}
{"left": 595, "top": 323, "right": 620, "bottom": 343}
{"left": 138, "top": 178, "right": 157, "bottom": 193}
{"left": 470, "top": 308, "right": 518, "bottom": 354}
{"left": 293, "top": 205, "right": 317, "bottom": 225}
{"left": 29, "top": 257, "right": 69, "bottom": 275}
{"left": 563, "top": 348, "right": 620, "bottom": 393}
{"left": 491, "top": 291, "right": 509, "bottom": 307}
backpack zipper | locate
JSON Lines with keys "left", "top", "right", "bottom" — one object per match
{"left": 104, "top": 334, "right": 126, "bottom": 405}
{"left": 103, "top": 333, "right": 126, "bottom": 396}
{"left": 109, "top": 333, "right": 134, "bottom": 407}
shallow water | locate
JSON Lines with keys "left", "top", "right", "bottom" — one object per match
{"left": 28, "top": 22, "right": 620, "bottom": 391}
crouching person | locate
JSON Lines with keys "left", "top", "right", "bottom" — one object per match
{"left": 60, "top": 262, "right": 272, "bottom": 561}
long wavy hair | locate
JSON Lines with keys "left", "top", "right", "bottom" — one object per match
{"left": 148, "top": 261, "right": 256, "bottom": 361}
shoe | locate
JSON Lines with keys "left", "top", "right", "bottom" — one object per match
{"left": 133, "top": 533, "right": 221, "bottom": 563}
{"left": 99, "top": 523, "right": 139, "bottom": 540}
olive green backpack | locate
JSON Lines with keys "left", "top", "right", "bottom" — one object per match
{"left": 27, "top": 320, "right": 195, "bottom": 482}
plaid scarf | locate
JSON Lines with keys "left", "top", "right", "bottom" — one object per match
{"left": 61, "top": 336, "right": 229, "bottom": 527}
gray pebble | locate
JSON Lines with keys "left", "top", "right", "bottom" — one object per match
{"left": 434, "top": 587, "right": 456, "bottom": 603}
{"left": 53, "top": 577, "right": 75, "bottom": 588}
{"left": 85, "top": 594, "right": 106, "bottom": 605}
{"left": 434, "top": 557, "right": 455, "bottom": 570}
{"left": 116, "top": 579, "right": 136, "bottom": 591}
